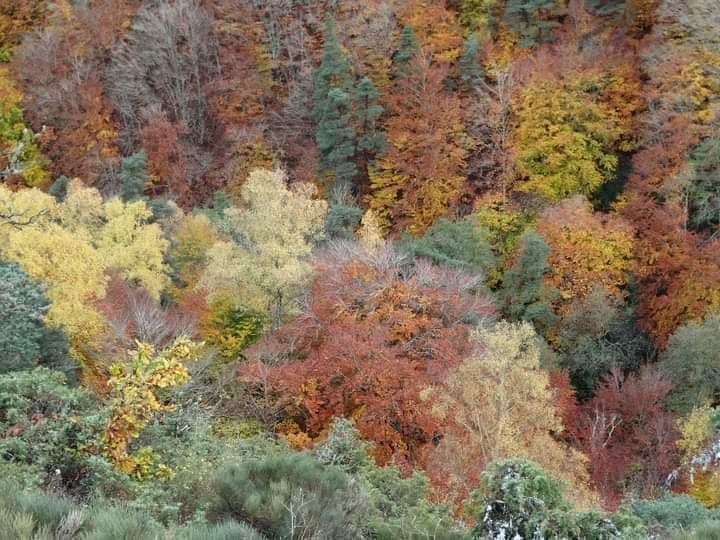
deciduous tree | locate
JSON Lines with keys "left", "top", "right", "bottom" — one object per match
{"left": 659, "top": 315, "right": 720, "bottom": 413}
{"left": 200, "top": 168, "right": 327, "bottom": 328}
{"left": 512, "top": 77, "right": 627, "bottom": 201}
{"left": 536, "top": 197, "right": 635, "bottom": 309}
{"left": 367, "top": 58, "right": 467, "bottom": 235}
{"left": 422, "top": 322, "right": 592, "bottom": 503}
{"left": 244, "top": 242, "right": 495, "bottom": 469}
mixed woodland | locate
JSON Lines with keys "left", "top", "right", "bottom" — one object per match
{"left": 1, "top": 0, "right": 720, "bottom": 538}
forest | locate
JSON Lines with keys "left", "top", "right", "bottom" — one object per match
{"left": 0, "top": 0, "right": 719, "bottom": 538}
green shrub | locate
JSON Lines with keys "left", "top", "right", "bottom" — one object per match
{"left": 0, "top": 369, "right": 106, "bottom": 495}
{"left": 211, "top": 451, "right": 368, "bottom": 539}
{"left": 472, "top": 459, "right": 647, "bottom": 539}
{"left": 84, "top": 507, "right": 162, "bottom": 540}
{"left": 315, "top": 418, "right": 467, "bottom": 540}
{"left": 176, "top": 521, "right": 266, "bottom": 540}
{"left": 632, "top": 495, "right": 718, "bottom": 531}
{"left": 680, "top": 520, "right": 720, "bottom": 540}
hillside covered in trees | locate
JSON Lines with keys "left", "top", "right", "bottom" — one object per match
{"left": 1, "top": 0, "right": 720, "bottom": 538}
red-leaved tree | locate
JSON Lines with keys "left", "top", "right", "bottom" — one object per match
{"left": 242, "top": 242, "right": 496, "bottom": 470}
{"left": 566, "top": 367, "right": 680, "bottom": 507}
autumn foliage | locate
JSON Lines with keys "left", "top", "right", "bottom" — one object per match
{"left": 243, "top": 243, "right": 495, "bottom": 469}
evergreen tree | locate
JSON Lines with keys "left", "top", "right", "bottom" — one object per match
{"left": 459, "top": 33, "right": 484, "bottom": 91}
{"left": 312, "top": 15, "right": 357, "bottom": 190}
{"left": 355, "top": 77, "right": 386, "bottom": 156}
{"left": 48, "top": 175, "right": 69, "bottom": 202}
{"left": 0, "top": 262, "right": 49, "bottom": 373}
{"left": 499, "top": 230, "right": 558, "bottom": 333}
{"left": 315, "top": 88, "right": 358, "bottom": 189}
{"left": 325, "top": 203, "right": 362, "bottom": 240}
{"left": 393, "top": 26, "right": 419, "bottom": 79}
{"left": 504, "top": 0, "right": 561, "bottom": 48}
{"left": 686, "top": 138, "right": 720, "bottom": 231}
{"left": 120, "top": 151, "right": 148, "bottom": 202}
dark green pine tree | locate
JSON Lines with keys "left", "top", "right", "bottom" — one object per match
{"left": 313, "top": 15, "right": 358, "bottom": 189}
{"left": 393, "top": 26, "right": 419, "bottom": 79}
{"left": 355, "top": 76, "right": 386, "bottom": 157}
{"left": 0, "top": 262, "right": 75, "bottom": 376}
{"left": 315, "top": 88, "right": 358, "bottom": 188}
{"left": 504, "top": 0, "right": 561, "bottom": 49}
{"left": 48, "top": 175, "right": 69, "bottom": 202}
{"left": 499, "top": 230, "right": 558, "bottom": 333}
{"left": 120, "top": 150, "right": 149, "bottom": 202}
{"left": 0, "top": 262, "right": 48, "bottom": 373}
{"left": 459, "top": 33, "right": 484, "bottom": 91}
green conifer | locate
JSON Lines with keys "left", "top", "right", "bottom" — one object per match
{"left": 393, "top": 26, "right": 419, "bottom": 78}
{"left": 120, "top": 151, "right": 148, "bottom": 202}
{"left": 459, "top": 33, "right": 484, "bottom": 91}
{"left": 313, "top": 15, "right": 357, "bottom": 189}
{"left": 355, "top": 77, "right": 386, "bottom": 156}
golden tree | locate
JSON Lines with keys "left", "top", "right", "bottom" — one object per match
{"left": 423, "top": 321, "right": 594, "bottom": 505}
{"left": 102, "top": 338, "right": 194, "bottom": 478}
{"left": 200, "top": 168, "right": 327, "bottom": 328}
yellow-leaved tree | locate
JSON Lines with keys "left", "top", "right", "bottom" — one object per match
{"left": 536, "top": 197, "right": 635, "bottom": 310}
{"left": 102, "top": 338, "right": 194, "bottom": 478}
{"left": 512, "top": 74, "right": 636, "bottom": 201}
{"left": 0, "top": 180, "right": 170, "bottom": 379}
{"left": 422, "top": 321, "right": 595, "bottom": 506}
{"left": 200, "top": 168, "right": 327, "bottom": 328}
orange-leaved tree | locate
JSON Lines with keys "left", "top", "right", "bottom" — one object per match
{"left": 367, "top": 55, "right": 468, "bottom": 236}
{"left": 536, "top": 197, "right": 635, "bottom": 311}
{"left": 242, "top": 242, "right": 496, "bottom": 470}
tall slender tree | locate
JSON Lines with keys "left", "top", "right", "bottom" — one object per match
{"left": 392, "top": 26, "right": 419, "bottom": 79}
{"left": 313, "top": 15, "right": 357, "bottom": 191}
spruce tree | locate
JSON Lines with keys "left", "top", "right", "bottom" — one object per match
{"left": 393, "top": 26, "right": 419, "bottom": 79}
{"left": 459, "top": 33, "right": 484, "bottom": 91}
{"left": 0, "top": 262, "right": 49, "bottom": 373}
{"left": 120, "top": 151, "right": 149, "bottom": 202}
{"left": 315, "top": 88, "right": 358, "bottom": 188}
{"left": 313, "top": 15, "right": 357, "bottom": 189}
{"left": 499, "top": 230, "right": 558, "bottom": 333}
{"left": 355, "top": 77, "right": 386, "bottom": 156}
{"left": 49, "top": 175, "right": 69, "bottom": 202}
{"left": 504, "top": 0, "right": 561, "bottom": 48}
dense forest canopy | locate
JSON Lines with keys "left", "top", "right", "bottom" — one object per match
{"left": 1, "top": 0, "right": 720, "bottom": 538}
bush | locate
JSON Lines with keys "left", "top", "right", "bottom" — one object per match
{"left": 211, "top": 451, "right": 368, "bottom": 539}
{"left": 0, "top": 481, "right": 266, "bottom": 540}
{"left": 679, "top": 521, "right": 720, "bottom": 540}
{"left": 632, "top": 495, "right": 719, "bottom": 532}
{"left": 177, "top": 521, "right": 266, "bottom": 540}
{"left": 315, "top": 418, "right": 466, "bottom": 540}
{"left": 0, "top": 369, "right": 106, "bottom": 495}
{"left": 84, "top": 507, "right": 162, "bottom": 540}
{"left": 471, "top": 459, "right": 647, "bottom": 539}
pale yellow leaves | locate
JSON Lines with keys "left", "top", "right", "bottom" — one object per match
{"left": 0, "top": 180, "right": 170, "bottom": 344}
{"left": 356, "top": 209, "right": 385, "bottom": 252}
{"left": 424, "top": 321, "right": 596, "bottom": 507}
{"left": 200, "top": 168, "right": 327, "bottom": 327}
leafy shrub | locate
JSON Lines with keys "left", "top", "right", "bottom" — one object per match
{"left": 0, "top": 369, "right": 106, "bottom": 495}
{"left": 176, "top": 521, "right": 266, "bottom": 540}
{"left": 471, "top": 459, "right": 647, "bottom": 539}
{"left": 315, "top": 418, "right": 466, "bottom": 540}
{"left": 211, "top": 451, "right": 368, "bottom": 539}
{"left": 632, "top": 495, "right": 719, "bottom": 532}
{"left": 679, "top": 521, "right": 720, "bottom": 540}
